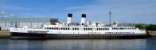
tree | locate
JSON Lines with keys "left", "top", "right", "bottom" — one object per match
{"left": 135, "top": 24, "right": 146, "bottom": 29}
{"left": 146, "top": 24, "right": 156, "bottom": 31}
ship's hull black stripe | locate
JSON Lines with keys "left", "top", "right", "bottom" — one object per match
{"left": 10, "top": 32, "right": 148, "bottom": 39}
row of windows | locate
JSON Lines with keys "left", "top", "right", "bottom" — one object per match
{"left": 46, "top": 28, "right": 69, "bottom": 30}
{"left": 45, "top": 27, "right": 110, "bottom": 30}
{"left": 45, "top": 27, "right": 135, "bottom": 30}
{"left": 84, "top": 28, "right": 92, "bottom": 30}
{"left": 45, "top": 28, "right": 80, "bottom": 30}
{"left": 97, "top": 28, "right": 109, "bottom": 30}
{"left": 73, "top": 28, "right": 79, "bottom": 30}
{"left": 112, "top": 28, "right": 135, "bottom": 30}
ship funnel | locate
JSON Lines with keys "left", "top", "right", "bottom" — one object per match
{"left": 50, "top": 18, "right": 59, "bottom": 25}
{"left": 80, "top": 14, "right": 86, "bottom": 25}
{"left": 67, "top": 13, "right": 73, "bottom": 24}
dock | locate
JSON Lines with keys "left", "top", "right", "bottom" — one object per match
{"left": 148, "top": 31, "right": 156, "bottom": 36}
{"left": 0, "top": 30, "right": 10, "bottom": 38}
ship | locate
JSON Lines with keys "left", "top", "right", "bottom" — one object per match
{"left": 9, "top": 13, "right": 147, "bottom": 39}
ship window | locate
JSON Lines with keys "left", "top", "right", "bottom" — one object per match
{"left": 84, "top": 28, "right": 92, "bottom": 30}
{"left": 127, "top": 28, "right": 135, "bottom": 29}
{"left": 46, "top": 27, "right": 51, "bottom": 29}
{"left": 60, "top": 28, "right": 66, "bottom": 30}
{"left": 72, "top": 28, "right": 79, "bottom": 30}
{"left": 51, "top": 27, "right": 58, "bottom": 30}
{"left": 112, "top": 28, "right": 119, "bottom": 30}
{"left": 97, "top": 28, "right": 109, "bottom": 30}
{"left": 46, "top": 27, "right": 50, "bottom": 29}
{"left": 67, "top": 28, "right": 70, "bottom": 30}
{"left": 60, "top": 28, "right": 64, "bottom": 30}
{"left": 60, "top": 28, "right": 69, "bottom": 30}
{"left": 112, "top": 28, "right": 125, "bottom": 30}
{"left": 65, "top": 28, "right": 68, "bottom": 30}
{"left": 46, "top": 27, "right": 60, "bottom": 30}
{"left": 46, "top": 27, "right": 70, "bottom": 30}
{"left": 120, "top": 28, "right": 125, "bottom": 29}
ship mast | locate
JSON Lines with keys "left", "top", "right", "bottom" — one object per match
{"left": 109, "top": 11, "right": 112, "bottom": 26}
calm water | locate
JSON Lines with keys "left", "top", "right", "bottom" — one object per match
{"left": 0, "top": 38, "right": 156, "bottom": 50}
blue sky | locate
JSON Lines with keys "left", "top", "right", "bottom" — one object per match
{"left": 0, "top": 0, "right": 156, "bottom": 24}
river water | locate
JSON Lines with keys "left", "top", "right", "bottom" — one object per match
{"left": 0, "top": 38, "right": 156, "bottom": 50}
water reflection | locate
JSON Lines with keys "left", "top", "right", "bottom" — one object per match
{"left": 145, "top": 38, "right": 156, "bottom": 50}
{"left": 0, "top": 39, "right": 9, "bottom": 50}
{"left": 0, "top": 38, "right": 156, "bottom": 50}
{"left": 42, "top": 39, "right": 147, "bottom": 50}
{"left": 9, "top": 40, "right": 44, "bottom": 50}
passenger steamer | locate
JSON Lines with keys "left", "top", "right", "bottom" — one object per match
{"left": 9, "top": 13, "right": 147, "bottom": 39}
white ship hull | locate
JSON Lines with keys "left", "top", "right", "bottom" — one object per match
{"left": 10, "top": 28, "right": 147, "bottom": 39}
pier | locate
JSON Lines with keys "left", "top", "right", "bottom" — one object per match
{"left": 0, "top": 30, "right": 10, "bottom": 38}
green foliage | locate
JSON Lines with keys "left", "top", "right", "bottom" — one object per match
{"left": 146, "top": 24, "right": 156, "bottom": 31}
{"left": 135, "top": 24, "right": 146, "bottom": 29}
{"left": 135, "top": 24, "right": 156, "bottom": 31}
